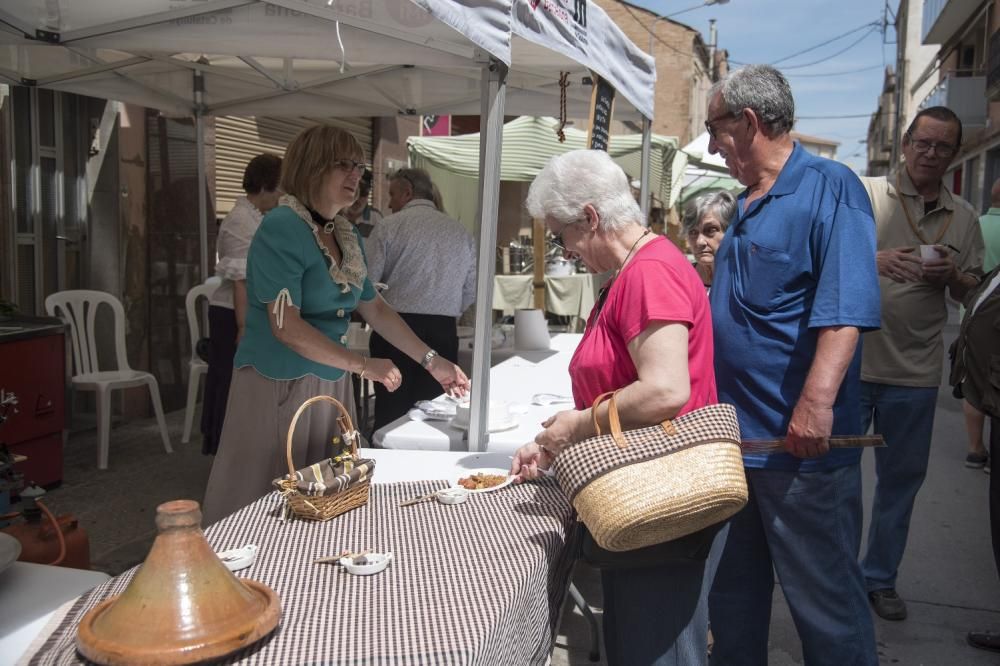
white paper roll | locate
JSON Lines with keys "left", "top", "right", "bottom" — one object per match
{"left": 514, "top": 309, "right": 550, "bottom": 351}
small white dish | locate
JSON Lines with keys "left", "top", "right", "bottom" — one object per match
{"left": 435, "top": 487, "right": 469, "bottom": 505}
{"left": 455, "top": 469, "right": 516, "bottom": 494}
{"left": 339, "top": 551, "right": 393, "bottom": 576}
{"left": 216, "top": 543, "right": 258, "bottom": 572}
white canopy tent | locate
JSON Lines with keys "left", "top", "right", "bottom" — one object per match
{"left": 677, "top": 131, "right": 741, "bottom": 208}
{"left": 0, "top": 0, "right": 655, "bottom": 449}
{"left": 408, "top": 116, "right": 679, "bottom": 229}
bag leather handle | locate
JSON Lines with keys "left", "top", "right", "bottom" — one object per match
{"left": 590, "top": 390, "right": 680, "bottom": 450}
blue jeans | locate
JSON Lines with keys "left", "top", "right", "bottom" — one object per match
{"left": 709, "top": 465, "right": 877, "bottom": 666}
{"left": 859, "top": 381, "right": 938, "bottom": 591}
{"left": 600, "top": 527, "right": 725, "bottom": 666}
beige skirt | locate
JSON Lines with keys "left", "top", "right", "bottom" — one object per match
{"left": 201, "top": 367, "right": 356, "bottom": 526}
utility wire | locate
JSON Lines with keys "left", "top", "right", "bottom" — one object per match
{"left": 779, "top": 26, "right": 880, "bottom": 69}
{"left": 785, "top": 64, "right": 883, "bottom": 78}
{"left": 771, "top": 21, "right": 880, "bottom": 65}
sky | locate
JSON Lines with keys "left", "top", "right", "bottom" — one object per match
{"left": 631, "top": 0, "right": 897, "bottom": 173}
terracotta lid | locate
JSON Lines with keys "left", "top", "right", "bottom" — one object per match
{"left": 77, "top": 500, "right": 280, "bottom": 665}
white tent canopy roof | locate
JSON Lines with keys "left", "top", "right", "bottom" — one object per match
{"left": 0, "top": 0, "right": 654, "bottom": 120}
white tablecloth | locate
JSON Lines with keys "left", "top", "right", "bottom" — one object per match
{"left": 374, "top": 334, "right": 581, "bottom": 454}
{"left": 493, "top": 274, "right": 611, "bottom": 320}
{"left": 2, "top": 562, "right": 110, "bottom": 664}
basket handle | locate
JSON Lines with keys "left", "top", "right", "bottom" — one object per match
{"left": 589, "top": 390, "right": 678, "bottom": 450}
{"left": 285, "top": 395, "right": 357, "bottom": 480}
{"left": 590, "top": 391, "right": 627, "bottom": 449}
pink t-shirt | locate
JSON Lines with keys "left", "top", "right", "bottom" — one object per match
{"left": 569, "top": 236, "right": 717, "bottom": 414}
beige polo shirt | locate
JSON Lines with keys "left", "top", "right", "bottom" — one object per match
{"left": 860, "top": 169, "right": 984, "bottom": 387}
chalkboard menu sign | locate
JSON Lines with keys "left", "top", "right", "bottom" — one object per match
{"left": 587, "top": 74, "right": 616, "bottom": 151}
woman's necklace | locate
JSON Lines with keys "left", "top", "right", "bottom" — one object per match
{"left": 617, "top": 228, "right": 651, "bottom": 275}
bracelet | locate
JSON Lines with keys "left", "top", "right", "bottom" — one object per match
{"left": 357, "top": 356, "right": 367, "bottom": 378}
{"left": 420, "top": 349, "right": 438, "bottom": 369}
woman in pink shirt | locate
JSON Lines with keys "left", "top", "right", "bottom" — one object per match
{"left": 511, "top": 150, "right": 720, "bottom": 666}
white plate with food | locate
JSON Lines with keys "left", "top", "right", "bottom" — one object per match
{"left": 455, "top": 469, "right": 515, "bottom": 493}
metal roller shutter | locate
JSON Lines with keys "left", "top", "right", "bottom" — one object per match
{"left": 215, "top": 116, "right": 373, "bottom": 216}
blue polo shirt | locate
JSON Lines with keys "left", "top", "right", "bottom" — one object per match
{"left": 709, "top": 143, "right": 881, "bottom": 471}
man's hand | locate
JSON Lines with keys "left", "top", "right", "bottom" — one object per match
{"left": 920, "top": 246, "right": 958, "bottom": 287}
{"left": 877, "top": 247, "right": 923, "bottom": 283}
{"left": 786, "top": 396, "right": 833, "bottom": 458}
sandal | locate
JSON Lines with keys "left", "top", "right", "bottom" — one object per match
{"left": 968, "top": 630, "right": 1000, "bottom": 653}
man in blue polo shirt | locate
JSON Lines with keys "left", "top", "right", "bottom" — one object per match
{"left": 706, "top": 65, "right": 881, "bottom": 665}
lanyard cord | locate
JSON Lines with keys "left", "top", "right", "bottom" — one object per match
{"left": 894, "top": 171, "right": 954, "bottom": 245}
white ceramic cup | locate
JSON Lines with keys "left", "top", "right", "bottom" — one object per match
{"left": 919, "top": 244, "right": 940, "bottom": 261}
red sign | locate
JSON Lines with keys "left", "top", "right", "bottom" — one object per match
{"left": 421, "top": 115, "right": 451, "bottom": 137}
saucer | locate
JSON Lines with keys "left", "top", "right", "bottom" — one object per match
{"left": 340, "top": 552, "right": 393, "bottom": 576}
{"left": 448, "top": 415, "right": 519, "bottom": 433}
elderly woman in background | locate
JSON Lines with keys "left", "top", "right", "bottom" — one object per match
{"left": 511, "top": 150, "right": 720, "bottom": 665}
{"left": 202, "top": 153, "right": 282, "bottom": 456}
{"left": 203, "top": 125, "right": 469, "bottom": 525}
{"left": 681, "top": 189, "right": 736, "bottom": 289}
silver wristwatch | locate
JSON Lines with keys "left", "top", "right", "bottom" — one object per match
{"left": 420, "top": 349, "right": 438, "bottom": 369}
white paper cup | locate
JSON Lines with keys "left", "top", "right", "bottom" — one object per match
{"left": 919, "top": 244, "right": 939, "bottom": 261}
{"left": 514, "top": 309, "right": 550, "bottom": 351}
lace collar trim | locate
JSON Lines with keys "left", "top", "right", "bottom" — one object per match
{"left": 280, "top": 194, "right": 367, "bottom": 293}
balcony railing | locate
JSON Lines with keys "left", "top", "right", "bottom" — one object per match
{"left": 920, "top": 74, "right": 987, "bottom": 126}
{"left": 923, "top": 0, "right": 979, "bottom": 45}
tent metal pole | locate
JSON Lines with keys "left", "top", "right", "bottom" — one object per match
{"left": 639, "top": 117, "right": 652, "bottom": 223}
{"left": 468, "top": 57, "right": 507, "bottom": 452}
{"left": 194, "top": 69, "right": 209, "bottom": 282}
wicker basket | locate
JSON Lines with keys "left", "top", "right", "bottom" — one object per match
{"left": 552, "top": 391, "right": 747, "bottom": 552}
{"left": 277, "top": 395, "right": 371, "bottom": 522}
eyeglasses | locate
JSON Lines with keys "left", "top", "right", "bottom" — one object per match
{"left": 549, "top": 219, "right": 586, "bottom": 251}
{"left": 332, "top": 158, "right": 367, "bottom": 174}
{"left": 905, "top": 132, "right": 957, "bottom": 159}
{"left": 705, "top": 110, "right": 740, "bottom": 139}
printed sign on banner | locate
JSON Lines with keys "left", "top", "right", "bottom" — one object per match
{"left": 421, "top": 115, "right": 451, "bottom": 137}
{"left": 587, "top": 75, "right": 615, "bottom": 151}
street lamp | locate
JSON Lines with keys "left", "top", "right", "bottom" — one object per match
{"left": 648, "top": 0, "right": 731, "bottom": 55}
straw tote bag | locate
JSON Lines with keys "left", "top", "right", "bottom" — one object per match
{"left": 551, "top": 391, "right": 747, "bottom": 552}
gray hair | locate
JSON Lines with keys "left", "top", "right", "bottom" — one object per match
{"left": 681, "top": 190, "right": 737, "bottom": 236}
{"left": 525, "top": 150, "right": 642, "bottom": 231}
{"left": 710, "top": 64, "right": 795, "bottom": 136}
{"left": 390, "top": 167, "right": 436, "bottom": 201}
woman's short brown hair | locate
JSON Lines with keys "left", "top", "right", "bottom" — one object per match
{"left": 280, "top": 124, "right": 366, "bottom": 209}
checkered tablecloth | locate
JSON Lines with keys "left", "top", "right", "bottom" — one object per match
{"left": 25, "top": 479, "right": 578, "bottom": 665}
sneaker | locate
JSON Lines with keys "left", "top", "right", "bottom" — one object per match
{"left": 868, "top": 588, "right": 907, "bottom": 621}
{"left": 966, "top": 452, "right": 989, "bottom": 469}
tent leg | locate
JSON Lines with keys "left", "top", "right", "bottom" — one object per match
{"left": 194, "top": 70, "right": 209, "bottom": 282}
{"left": 467, "top": 57, "right": 508, "bottom": 453}
{"left": 639, "top": 117, "right": 652, "bottom": 224}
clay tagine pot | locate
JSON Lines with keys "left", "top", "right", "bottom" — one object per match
{"left": 76, "top": 499, "right": 280, "bottom": 665}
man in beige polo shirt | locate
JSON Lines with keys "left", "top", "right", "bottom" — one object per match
{"left": 860, "top": 106, "right": 984, "bottom": 621}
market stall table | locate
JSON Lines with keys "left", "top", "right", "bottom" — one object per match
{"left": 19, "top": 449, "right": 580, "bottom": 665}
{"left": 493, "top": 274, "right": 610, "bottom": 330}
{"left": 374, "top": 334, "right": 582, "bottom": 453}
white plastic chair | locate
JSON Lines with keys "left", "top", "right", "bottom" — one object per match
{"left": 182, "top": 281, "right": 218, "bottom": 443}
{"left": 44, "top": 290, "right": 172, "bottom": 469}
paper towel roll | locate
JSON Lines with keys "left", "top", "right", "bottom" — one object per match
{"left": 514, "top": 309, "right": 550, "bottom": 351}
